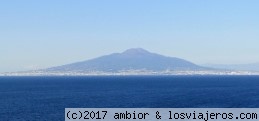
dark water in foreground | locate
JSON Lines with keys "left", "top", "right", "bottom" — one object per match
{"left": 0, "top": 76, "right": 259, "bottom": 120}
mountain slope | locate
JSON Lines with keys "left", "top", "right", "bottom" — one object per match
{"left": 204, "top": 63, "right": 259, "bottom": 71}
{"left": 46, "top": 48, "right": 207, "bottom": 72}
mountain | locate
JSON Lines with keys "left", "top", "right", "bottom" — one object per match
{"left": 45, "top": 48, "right": 208, "bottom": 73}
{"left": 204, "top": 63, "right": 259, "bottom": 72}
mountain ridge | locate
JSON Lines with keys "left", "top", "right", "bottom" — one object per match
{"left": 204, "top": 63, "right": 259, "bottom": 71}
{"left": 46, "top": 48, "right": 208, "bottom": 72}
{"left": 3, "top": 48, "right": 259, "bottom": 76}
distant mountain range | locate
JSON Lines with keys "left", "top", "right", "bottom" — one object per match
{"left": 45, "top": 48, "right": 209, "bottom": 73}
{"left": 2, "top": 48, "right": 259, "bottom": 76}
{"left": 204, "top": 63, "right": 259, "bottom": 72}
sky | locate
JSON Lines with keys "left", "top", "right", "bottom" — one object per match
{"left": 1, "top": 0, "right": 259, "bottom": 72}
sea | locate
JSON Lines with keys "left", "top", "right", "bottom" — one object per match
{"left": 0, "top": 75, "right": 259, "bottom": 121}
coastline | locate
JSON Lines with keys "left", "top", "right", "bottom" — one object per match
{"left": 1, "top": 70, "right": 259, "bottom": 76}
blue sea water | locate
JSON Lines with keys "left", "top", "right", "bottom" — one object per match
{"left": 0, "top": 76, "right": 259, "bottom": 120}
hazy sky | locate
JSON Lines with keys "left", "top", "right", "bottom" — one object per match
{"left": 1, "top": 0, "right": 259, "bottom": 72}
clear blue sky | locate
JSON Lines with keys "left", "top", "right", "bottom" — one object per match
{"left": 1, "top": 0, "right": 259, "bottom": 72}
